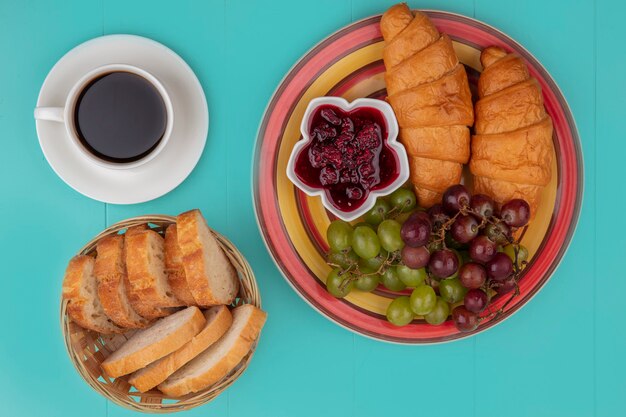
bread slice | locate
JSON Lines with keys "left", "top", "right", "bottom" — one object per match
{"left": 176, "top": 209, "right": 239, "bottom": 306}
{"left": 158, "top": 304, "right": 266, "bottom": 397}
{"left": 125, "top": 224, "right": 178, "bottom": 319}
{"left": 164, "top": 224, "right": 197, "bottom": 305}
{"left": 101, "top": 306, "right": 205, "bottom": 378}
{"left": 125, "top": 223, "right": 149, "bottom": 236}
{"left": 126, "top": 229, "right": 185, "bottom": 315}
{"left": 62, "top": 255, "right": 124, "bottom": 334}
{"left": 129, "top": 306, "right": 233, "bottom": 392}
{"left": 94, "top": 235, "right": 151, "bottom": 329}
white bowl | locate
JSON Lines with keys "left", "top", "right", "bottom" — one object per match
{"left": 286, "top": 97, "right": 409, "bottom": 221}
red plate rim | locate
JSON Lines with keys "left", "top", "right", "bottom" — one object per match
{"left": 252, "top": 11, "right": 584, "bottom": 344}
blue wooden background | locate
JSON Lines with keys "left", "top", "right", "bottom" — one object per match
{"left": 0, "top": 0, "right": 623, "bottom": 416}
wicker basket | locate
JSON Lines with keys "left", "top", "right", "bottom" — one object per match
{"left": 60, "top": 215, "right": 262, "bottom": 413}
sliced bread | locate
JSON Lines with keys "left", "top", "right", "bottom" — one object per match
{"left": 101, "top": 306, "right": 205, "bottom": 378}
{"left": 125, "top": 224, "right": 178, "bottom": 319}
{"left": 164, "top": 224, "right": 197, "bottom": 305}
{"left": 158, "top": 304, "right": 266, "bottom": 397}
{"left": 126, "top": 229, "right": 185, "bottom": 313}
{"left": 129, "top": 306, "right": 233, "bottom": 392}
{"left": 176, "top": 209, "right": 239, "bottom": 306}
{"left": 94, "top": 235, "right": 150, "bottom": 329}
{"left": 62, "top": 255, "right": 124, "bottom": 334}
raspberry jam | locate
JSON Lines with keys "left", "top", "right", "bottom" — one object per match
{"left": 294, "top": 104, "right": 400, "bottom": 212}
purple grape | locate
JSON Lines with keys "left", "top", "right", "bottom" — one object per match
{"left": 459, "top": 262, "right": 487, "bottom": 289}
{"left": 452, "top": 306, "right": 478, "bottom": 332}
{"left": 470, "top": 194, "right": 496, "bottom": 218}
{"left": 427, "top": 204, "right": 449, "bottom": 229}
{"left": 401, "top": 246, "right": 430, "bottom": 269}
{"left": 401, "top": 212, "right": 431, "bottom": 247}
{"left": 486, "top": 253, "right": 513, "bottom": 281}
{"left": 464, "top": 289, "right": 488, "bottom": 313}
{"left": 469, "top": 235, "right": 497, "bottom": 263}
{"left": 494, "top": 277, "right": 517, "bottom": 294}
{"left": 442, "top": 184, "right": 471, "bottom": 215}
{"left": 501, "top": 199, "right": 531, "bottom": 227}
{"left": 428, "top": 249, "right": 459, "bottom": 279}
{"left": 450, "top": 215, "right": 479, "bottom": 244}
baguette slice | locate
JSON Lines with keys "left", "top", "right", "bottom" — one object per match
{"left": 177, "top": 209, "right": 239, "bottom": 306}
{"left": 62, "top": 255, "right": 124, "bottom": 334}
{"left": 126, "top": 229, "right": 185, "bottom": 313}
{"left": 158, "top": 304, "right": 266, "bottom": 397}
{"left": 125, "top": 224, "right": 178, "bottom": 319}
{"left": 129, "top": 306, "right": 233, "bottom": 392}
{"left": 164, "top": 224, "right": 197, "bottom": 305}
{"left": 101, "top": 306, "right": 205, "bottom": 378}
{"left": 94, "top": 235, "right": 150, "bottom": 329}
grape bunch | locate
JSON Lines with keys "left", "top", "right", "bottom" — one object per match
{"left": 324, "top": 184, "right": 531, "bottom": 332}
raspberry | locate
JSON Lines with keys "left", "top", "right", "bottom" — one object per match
{"left": 340, "top": 117, "right": 354, "bottom": 134}
{"left": 346, "top": 186, "right": 364, "bottom": 200}
{"left": 308, "top": 145, "right": 325, "bottom": 168}
{"left": 320, "top": 145, "right": 342, "bottom": 168}
{"left": 356, "top": 124, "right": 382, "bottom": 149}
{"left": 319, "top": 166, "right": 339, "bottom": 186}
{"left": 312, "top": 123, "right": 337, "bottom": 142}
{"left": 320, "top": 108, "right": 341, "bottom": 125}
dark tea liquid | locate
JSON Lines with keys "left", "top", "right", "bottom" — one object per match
{"left": 74, "top": 72, "right": 167, "bottom": 163}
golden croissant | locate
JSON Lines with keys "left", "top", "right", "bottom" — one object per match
{"left": 381, "top": 3, "right": 474, "bottom": 208}
{"left": 470, "top": 46, "right": 554, "bottom": 216}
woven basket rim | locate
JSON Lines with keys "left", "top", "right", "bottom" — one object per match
{"left": 60, "top": 215, "right": 262, "bottom": 413}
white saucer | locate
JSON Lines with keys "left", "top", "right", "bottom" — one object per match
{"left": 35, "top": 35, "right": 208, "bottom": 204}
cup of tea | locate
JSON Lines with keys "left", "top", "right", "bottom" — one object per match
{"left": 34, "top": 64, "right": 174, "bottom": 169}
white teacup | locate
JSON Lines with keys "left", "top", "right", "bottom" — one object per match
{"left": 34, "top": 63, "right": 174, "bottom": 170}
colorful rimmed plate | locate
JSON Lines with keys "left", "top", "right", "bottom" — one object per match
{"left": 253, "top": 11, "right": 583, "bottom": 344}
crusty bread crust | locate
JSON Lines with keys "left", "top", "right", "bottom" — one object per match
{"left": 129, "top": 306, "right": 233, "bottom": 392}
{"left": 101, "top": 306, "right": 206, "bottom": 378}
{"left": 164, "top": 225, "right": 197, "bottom": 305}
{"left": 177, "top": 209, "right": 239, "bottom": 306}
{"left": 62, "top": 255, "right": 124, "bottom": 334}
{"left": 94, "top": 235, "right": 150, "bottom": 329}
{"left": 158, "top": 305, "right": 266, "bottom": 397}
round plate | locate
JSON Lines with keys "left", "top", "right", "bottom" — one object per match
{"left": 35, "top": 35, "right": 208, "bottom": 204}
{"left": 253, "top": 12, "right": 583, "bottom": 343}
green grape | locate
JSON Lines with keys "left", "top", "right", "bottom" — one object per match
{"left": 439, "top": 277, "right": 467, "bottom": 303}
{"left": 364, "top": 199, "right": 391, "bottom": 226}
{"left": 377, "top": 219, "right": 404, "bottom": 252}
{"left": 352, "top": 226, "right": 381, "bottom": 259}
{"left": 397, "top": 265, "right": 427, "bottom": 287}
{"left": 327, "top": 250, "right": 359, "bottom": 269}
{"left": 355, "top": 274, "right": 380, "bottom": 292}
{"left": 389, "top": 188, "right": 417, "bottom": 213}
{"left": 354, "top": 222, "right": 375, "bottom": 231}
{"left": 424, "top": 297, "right": 450, "bottom": 325}
{"left": 327, "top": 220, "right": 353, "bottom": 252}
{"left": 503, "top": 244, "right": 529, "bottom": 265}
{"left": 358, "top": 249, "right": 387, "bottom": 273}
{"left": 409, "top": 285, "right": 437, "bottom": 315}
{"left": 381, "top": 267, "right": 406, "bottom": 291}
{"left": 395, "top": 209, "right": 416, "bottom": 224}
{"left": 386, "top": 296, "right": 414, "bottom": 326}
{"left": 326, "top": 268, "right": 354, "bottom": 298}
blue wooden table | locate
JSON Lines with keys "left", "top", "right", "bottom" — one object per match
{"left": 0, "top": 0, "right": 623, "bottom": 416}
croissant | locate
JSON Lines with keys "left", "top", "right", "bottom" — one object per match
{"left": 381, "top": 3, "right": 474, "bottom": 208}
{"left": 470, "top": 46, "right": 554, "bottom": 215}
